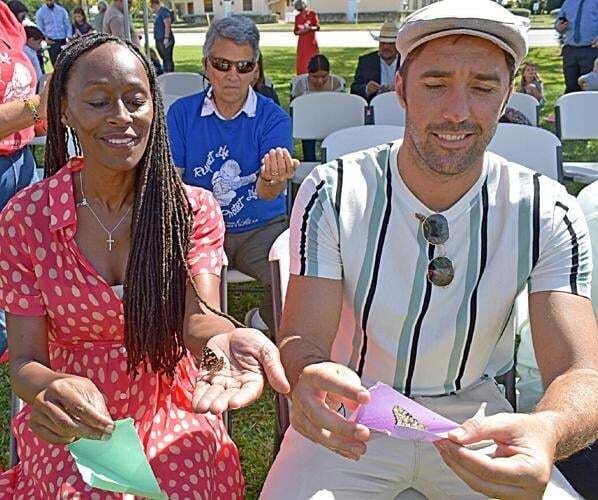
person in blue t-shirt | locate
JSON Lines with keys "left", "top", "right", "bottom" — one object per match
{"left": 167, "top": 16, "right": 298, "bottom": 333}
{"left": 150, "top": 0, "right": 175, "bottom": 72}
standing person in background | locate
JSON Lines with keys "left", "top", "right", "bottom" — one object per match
{"left": 0, "top": 2, "right": 48, "bottom": 357}
{"left": 350, "top": 20, "right": 400, "bottom": 102}
{"left": 23, "top": 26, "right": 45, "bottom": 82}
{"left": 72, "top": 6, "right": 94, "bottom": 38}
{"left": 150, "top": 0, "right": 175, "bottom": 73}
{"left": 93, "top": 0, "right": 108, "bottom": 33}
{"left": 35, "top": 0, "right": 72, "bottom": 67}
{"left": 555, "top": 0, "right": 598, "bottom": 93}
{"left": 293, "top": 0, "right": 319, "bottom": 75}
{"left": 103, "top": 0, "right": 140, "bottom": 47}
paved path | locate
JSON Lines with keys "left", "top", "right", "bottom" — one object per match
{"left": 154, "top": 28, "right": 559, "bottom": 48}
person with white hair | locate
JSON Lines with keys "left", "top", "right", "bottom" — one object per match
{"left": 167, "top": 16, "right": 297, "bottom": 334}
{"left": 261, "top": 0, "right": 597, "bottom": 498}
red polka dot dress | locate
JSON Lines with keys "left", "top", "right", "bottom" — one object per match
{"left": 0, "top": 158, "right": 245, "bottom": 499}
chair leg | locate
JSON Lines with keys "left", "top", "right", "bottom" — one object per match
{"left": 9, "top": 391, "right": 24, "bottom": 467}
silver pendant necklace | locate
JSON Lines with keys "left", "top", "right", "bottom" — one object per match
{"left": 77, "top": 171, "right": 133, "bottom": 251}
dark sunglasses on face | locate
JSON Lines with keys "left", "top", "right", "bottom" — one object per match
{"left": 208, "top": 56, "right": 256, "bottom": 74}
{"left": 415, "top": 212, "right": 454, "bottom": 287}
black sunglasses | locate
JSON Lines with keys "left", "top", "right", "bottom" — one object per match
{"left": 415, "top": 212, "right": 454, "bottom": 287}
{"left": 208, "top": 56, "right": 257, "bottom": 74}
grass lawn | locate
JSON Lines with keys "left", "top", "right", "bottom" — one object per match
{"left": 1, "top": 45, "right": 595, "bottom": 499}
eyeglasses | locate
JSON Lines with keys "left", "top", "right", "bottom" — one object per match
{"left": 415, "top": 212, "right": 454, "bottom": 287}
{"left": 208, "top": 56, "right": 257, "bottom": 74}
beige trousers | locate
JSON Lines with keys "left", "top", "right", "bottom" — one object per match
{"left": 260, "top": 378, "right": 580, "bottom": 499}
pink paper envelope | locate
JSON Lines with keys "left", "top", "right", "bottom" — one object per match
{"left": 353, "top": 382, "right": 459, "bottom": 443}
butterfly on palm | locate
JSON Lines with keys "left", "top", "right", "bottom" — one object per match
{"left": 199, "top": 346, "right": 225, "bottom": 376}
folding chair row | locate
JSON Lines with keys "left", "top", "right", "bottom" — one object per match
{"left": 293, "top": 122, "right": 563, "bottom": 185}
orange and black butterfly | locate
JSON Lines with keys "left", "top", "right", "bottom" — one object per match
{"left": 200, "top": 346, "right": 225, "bottom": 376}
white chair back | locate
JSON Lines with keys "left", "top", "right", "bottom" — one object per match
{"left": 507, "top": 92, "right": 540, "bottom": 126}
{"left": 555, "top": 91, "right": 598, "bottom": 140}
{"left": 321, "top": 125, "right": 405, "bottom": 162}
{"left": 370, "top": 91, "right": 406, "bottom": 126}
{"left": 162, "top": 94, "right": 182, "bottom": 115}
{"left": 290, "top": 92, "right": 367, "bottom": 140}
{"left": 488, "top": 123, "right": 563, "bottom": 182}
{"left": 157, "top": 72, "right": 209, "bottom": 97}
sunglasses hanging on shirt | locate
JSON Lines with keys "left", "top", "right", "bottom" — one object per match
{"left": 415, "top": 212, "right": 454, "bottom": 287}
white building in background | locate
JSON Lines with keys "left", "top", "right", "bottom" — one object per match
{"left": 173, "top": 0, "right": 435, "bottom": 20}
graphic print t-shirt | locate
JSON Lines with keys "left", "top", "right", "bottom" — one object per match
{"left": 167, "top": 90, "right": 292, "bottom": 233}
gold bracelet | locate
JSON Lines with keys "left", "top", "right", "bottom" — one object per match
{"left": 23, "top": 97, "right": 40, "bottom": 123}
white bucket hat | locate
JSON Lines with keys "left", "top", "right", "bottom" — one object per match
{"left": 396, "top": 0, "right": 528, "bottom": 68}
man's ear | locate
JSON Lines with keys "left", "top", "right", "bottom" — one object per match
{"left": 395, "top": 71, "right": 407, "bottom": 110}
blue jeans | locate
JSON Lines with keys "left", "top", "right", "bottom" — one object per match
{"left": 0, "top": 147, "right": 36, "bottom": 356}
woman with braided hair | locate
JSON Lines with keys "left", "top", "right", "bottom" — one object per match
{"left": 0, "top": 33, "right": 289, "bottom": 497}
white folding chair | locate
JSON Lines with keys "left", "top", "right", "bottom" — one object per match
{"left": 370, "top": 91, "right": 406, "bottom": 127}
{"left": 162, "top": 94, "right": 182, "bottom": 115}
{"left": 488, "top": 123, "right": 563, "bottom": 182}
{"left": 290, "top": 92, "right": 367, "bottom": 141}
{"left": 507, "top": 92, "right": 540, "bottom": 126}
{"left": 290, "top": 92, "right": 367, "bottom": 183}
{"left": 321, "top": 125, "right": 405, "bottom": 163}
{"left": 156, "top": 72, "right": 209, "bottom": 97}
{"left": 555, "top": 91, "right": 598, "bottom": 184}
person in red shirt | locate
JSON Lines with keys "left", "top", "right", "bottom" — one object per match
{"left": 293, "top": 0, "right": 319, "bottom": 75}
{"left": 0, "top": 1, "right": 49, "bottom": 357}
{"left": 0, "top": 32, "right": 290, "bottom": 497}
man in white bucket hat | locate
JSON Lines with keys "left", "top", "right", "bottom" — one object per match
{"left": 261, "top": 0, "right": 597, "bottom": 498}
{"left": 350, "top": 20, "right": 400, "bottom": 101}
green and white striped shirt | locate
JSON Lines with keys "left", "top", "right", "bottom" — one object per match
{"left": 290, "top": 141, "right": 592, "bottom": 396}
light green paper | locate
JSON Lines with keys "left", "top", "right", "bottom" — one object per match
{"left": 68, "top": 418, "right": 167, "bottom": 499}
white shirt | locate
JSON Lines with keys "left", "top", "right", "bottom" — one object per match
{"left": 290, "top": 141, "right": 591, "bottom": 396}
{"left": 201, "top": 86, "right": 257, "bottom": 121}
{"left": 577, "top": 180, "right": 598, "bottom": 312}
{"left": 379, "top": 56, "right": 398, "bottom": 88}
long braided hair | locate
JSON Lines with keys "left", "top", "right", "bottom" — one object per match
{"left": 45, "top": 33, "right": 241, "bottom": 377}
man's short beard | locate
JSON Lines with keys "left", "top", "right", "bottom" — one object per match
{"left": 404, "top": 120, "right": 497, "bottom": 176}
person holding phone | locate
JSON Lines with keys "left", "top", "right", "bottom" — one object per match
{"left": 150, "top": 0, "right": 175, "bottom": 73}
{"left": 555, "top": 0, "right": 598, "bottom": 93}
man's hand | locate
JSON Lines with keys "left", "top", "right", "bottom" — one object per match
{"left": 29, "top": 375, "right": 115, "bottom": 444}
{"left": 290, "top": 361, "right": 371, "bottom": 461}
{"left": 591, "top": 36, "right": 598, "bottom": 48}
{"left": 555, "top": 19, "right": 569, "bottom": 34}
{"left": 366, "top": 80, "right": 380, "bottom": 96}
{"left": 435, "top": 412, "right": 558, "bottom": 499}
{"left": 192, "top": 328, "right": 290, "bottom": 414}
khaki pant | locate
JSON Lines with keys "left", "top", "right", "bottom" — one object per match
{"left": 224, "top": 216, "right": 288, "bottom": 331}
{"left": 260, "top": 378, "right": 580, "bottom": 499}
